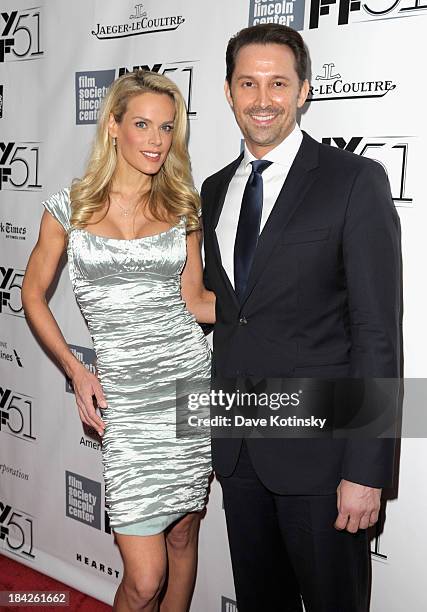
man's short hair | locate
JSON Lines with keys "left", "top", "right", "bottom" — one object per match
{"left": 226, "top": 24, "right": 308, "bottom": 85}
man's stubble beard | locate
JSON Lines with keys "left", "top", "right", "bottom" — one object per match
{"left": 237, "top": 105, "right": 296, "bottom": 150}
{"left": 243, "top": 123, "right": 285, "bottom": 148}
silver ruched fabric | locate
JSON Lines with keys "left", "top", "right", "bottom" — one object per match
{"left": 43, "top": 188, "right": 212, "bottom": 533}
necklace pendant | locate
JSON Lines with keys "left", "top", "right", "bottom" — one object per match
{"left": 123, "top": 210, "right": 129, "bottom": 216}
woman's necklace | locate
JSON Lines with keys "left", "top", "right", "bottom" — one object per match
{"left": 109, "top": 193, "right": 142, "bottom": 217}
{"left": 114, "top": 200, "right": 134, "bottom": 217}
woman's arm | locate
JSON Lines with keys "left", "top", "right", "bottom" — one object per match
{"left": 22, "top": 210, "right": 107, "bottom": 436}
{"left": 181, "top": 230, "right": 216, "bottom": 324}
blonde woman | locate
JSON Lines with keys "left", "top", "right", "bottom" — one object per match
{"left": 22, "top": 71, "right": 215, "bottom": 612}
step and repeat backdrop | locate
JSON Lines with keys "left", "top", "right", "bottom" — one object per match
{"left": 1, "top": 1, "right": 426, "bottom": 610}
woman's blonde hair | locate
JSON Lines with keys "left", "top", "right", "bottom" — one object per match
{"left": 70, "top": 70, "right": 200, "bottom": 232}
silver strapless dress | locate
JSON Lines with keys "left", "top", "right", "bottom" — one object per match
{"left": 43, "top": 188, "right": 212, "bottom": 535}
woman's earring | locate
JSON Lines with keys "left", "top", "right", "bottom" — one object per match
{"left": 112, "top": 136, "right": 117, "bottom": 147}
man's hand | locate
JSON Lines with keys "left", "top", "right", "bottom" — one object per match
{"left": 334, "top": 479, "right": 381, "bottom": 533}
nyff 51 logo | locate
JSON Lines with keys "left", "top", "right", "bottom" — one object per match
{"left": 0, "top": 386, "right": 36, "bottom": 442}
{"left": 76, "top": 61, "right": 198, "bottom": 125}
{"left": 0, "top": 501, "right": 35, "bottom": 559}
{"left": 118, "top": 61, "right": 197, "bottom": 118}
{"left": 309, "top": 0, "right": 427, "bottom": 29}
{"left": 0, "top": 267, "right": 25, "bottom": 317}
{"left": 0, "top": 142, "right": 42, "bottom": 191}
{"left": 0, "top": 8, "right": 43, "bottom": 63}
{"left": 323, "top": 136, "right": 414, "bottom": 206}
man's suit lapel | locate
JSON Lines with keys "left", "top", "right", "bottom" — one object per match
{"left": 209, "top": 153, "right": 243, "bottom": 308}
{"left": 241, "top": 132, "right": 320, "bottom": 308}
{"left": 212, "top": 153, "right": 243, "bottom": 229}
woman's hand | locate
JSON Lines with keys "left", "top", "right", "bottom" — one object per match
{"left": 71, "top": 362, "right": 107, "bottom": 436}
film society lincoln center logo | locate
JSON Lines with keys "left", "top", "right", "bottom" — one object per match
{"left": 66, "top": 470, "right": 101, "bottom": 530}
{"left": 75, "top": 69, "right": 115, "bottom": 125}
{"left": 222, "top": 596, "right": 237, "bottom": 611}
{"left": 249, "top": 0, "right": 305, "bottom": 29}
{"left": 91, "top": 3, "right": 185, "bottom": 40}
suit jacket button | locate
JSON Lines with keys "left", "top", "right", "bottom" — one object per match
{"left": 239, "top": 317, "right": 248, "bottom": 325}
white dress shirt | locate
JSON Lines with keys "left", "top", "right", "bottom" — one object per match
{"left": 216, "top": 124, "right": 303, "bottom": 288}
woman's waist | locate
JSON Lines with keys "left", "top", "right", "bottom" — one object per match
{"left": 93, "top": 322, "right": 211, "bottom": 380}
{"left": 77, "top": 293, "right": 188, "bottom": 319}
{"left": 87, "top": 303, "right": 202, "bottom": 339}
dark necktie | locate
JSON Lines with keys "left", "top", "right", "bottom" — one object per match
{"left": 234, "top": 159, "right": 272, "bottom": 303}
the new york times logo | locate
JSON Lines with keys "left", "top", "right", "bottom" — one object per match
{"left": 91, "top": 3, "right": 185, "bottom": 40}
{"left": 308, "top": 63, "right": 396, "bottom": 102}
{"left": 66, "top": 471, "right": 101, "bottom": 529}
{"left": 0, "top": 387, "right": 36, "bottom": 441}
{"left": 222, "top": 596, "right": 238, "bottom": 612}
{"left": 0, "top": 339, "right": 23, "bottom": 367}
{"left": 249, "top": 0, "right": 305, "bottom": 29}
{"left": 66, "top": 344, "right": 97, "bottom": 393}
{"left": 323, "top": 136, "right": 414, "bottom": 206}
{"left": 0, "top": 142, "right": 42, "bottom": 191}
{"left": 76, "top": 62, "right": 198, "bottom": 125}
{"left": 0, "top": 8, "right": 44, "bottom": 63}
{"left": 0, "top": 267, "right": 25, "bottom": 317}
{"left": 309, "top": 0, "right": 427, "bottom": 28}
{"left": 0, "top": 501, "right": 35, "bottom": 559}
{"left": 0, "top": 220, "right": 27, "bottom": 241}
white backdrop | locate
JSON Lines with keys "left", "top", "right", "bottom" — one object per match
{"left": 1, "top": 1, "right": 426, "bottom": 610}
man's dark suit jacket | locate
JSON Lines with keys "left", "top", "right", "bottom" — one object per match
{"left": 200, "top": 131, "right": 401, "bottom": 495}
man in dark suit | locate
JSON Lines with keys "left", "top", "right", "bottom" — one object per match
{"left": 200, "top": 24, "right": 401, "bottom": 612}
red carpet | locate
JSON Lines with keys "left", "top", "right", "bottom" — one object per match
{"left": 0, "top": 553, "right": 112, "bottom": 611}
